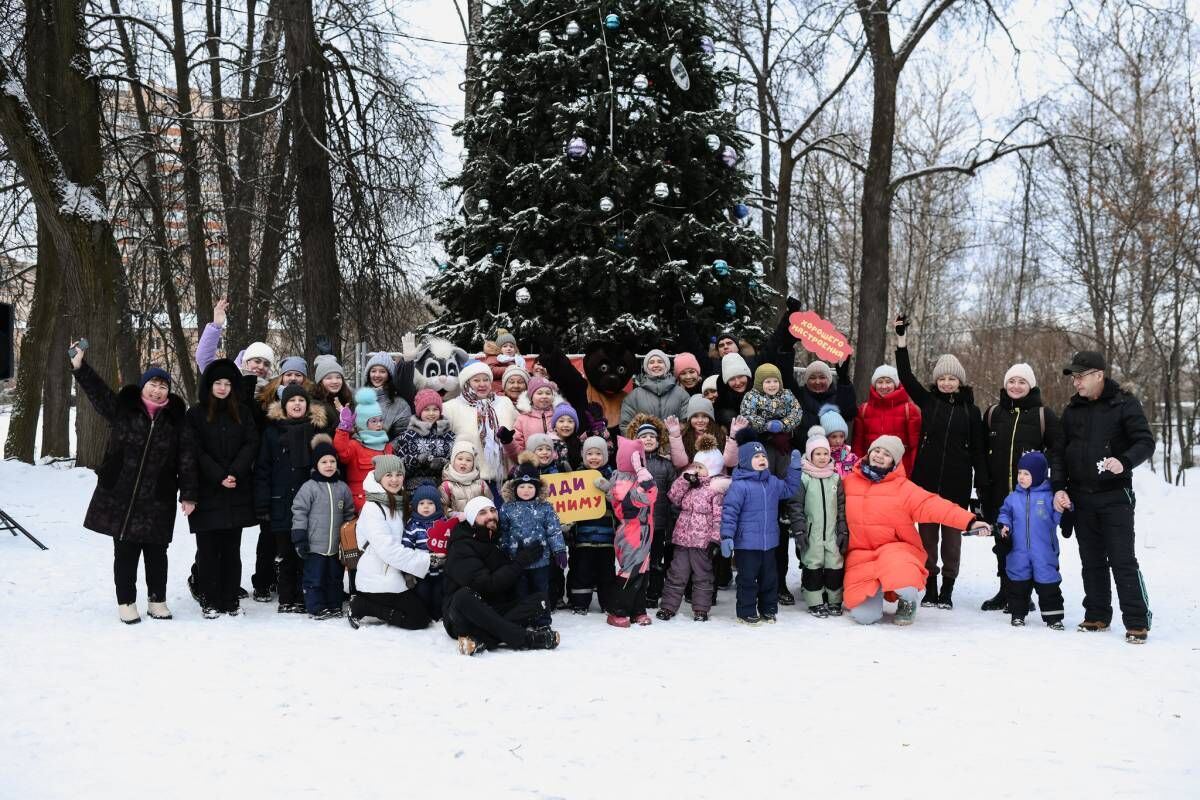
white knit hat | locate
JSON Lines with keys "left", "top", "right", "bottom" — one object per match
{"left": 459, "top": 360, "right": 493, "bottom": 389}
{"left": 501, "top": 363, "right": 529, "bottom": 389}
{"left": 242, "top": 341, "right": 275, "bottom": 369}
{"left": 1004, "top": 363, "right": 1037, "bottom": 389}
{"left": 701, "top": 374, "right": 718, "bottom": 394}
{"left": 803, "top": 361, "right": 833, "bottom": 383}
{"left": 721, "top": 353, "right": 751, "bottom": 382}
{"left": 463, "top": 495, "right": 496, "bottom": 526}
{"left": 692, "top": 434, "right": 724, "bottom": 476}
{"left": 868, "top": 434, "right": 905, "bottom": 465}
{"left": 871, "top": 364, "right": 899, "bottom": 386}
{"left": 642, "top": 348, "right": 670, "bottom": 374}
{"left": 932, "top": 354, "right": 966, "bottom": 384}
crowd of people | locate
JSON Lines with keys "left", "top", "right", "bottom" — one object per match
{"left": 68, "top": 298, "right": 1158, "bottom": 654}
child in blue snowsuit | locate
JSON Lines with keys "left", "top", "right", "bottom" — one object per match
{"left": 719, "top": 438, "right": 802, "bottom": 624}
{"left": 997, "top": 451, "right": 1066, "bottom": 629}
{"left": 499, "top": 458, "right": 567, "bottom": 626}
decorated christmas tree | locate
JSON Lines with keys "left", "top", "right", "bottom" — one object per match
{"left": 425, "top": 0, "right": 772, "bottom": 350}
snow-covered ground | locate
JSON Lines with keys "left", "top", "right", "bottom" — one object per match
{"left": 0, "top": 456, "right": 1195, "bottom": 799}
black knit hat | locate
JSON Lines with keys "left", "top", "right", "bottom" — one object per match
{"left": 513, "top": 461, "right": 541, "bottom": 489}
{"left": 281, "top": 383, "right": 309, "bottom": 405}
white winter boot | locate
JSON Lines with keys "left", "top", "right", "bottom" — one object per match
{"left": 118, "top": 604, "right": 141, "bottom": 624}
{"left": 147, "top": 601, "right": 172, "bottom": 620}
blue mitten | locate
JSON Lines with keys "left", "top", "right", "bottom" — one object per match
{"left": 766, "top": 420, "right": 783, "bottom": 433}
{"left": 789, "top": 449, "right": 802, "bottom": 469}
{"left": 720, "top": 539, "right": 734, "bottom": 559}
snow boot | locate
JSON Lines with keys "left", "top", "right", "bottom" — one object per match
{"left": 1046, "top": 620, "right": 1064, "bottom": 630}
{"left": 226, "top": 605, "right": 242, "bottom": 617}
{"left": 808, "top": 603, "right": 829, "bottom": 619}
{"left": 827, "top": 603, "right": 843, "bottom": 617}
{"left": 525, "top": 628, "right": 561, "bottom": 650}
{"left": 633, "top": 613, "right": 652, "bottom": 626}
{"left": 147, "top": 601, "right": 172, "bottom": 620}
{"left": 1125, "top": 628, "right": 1148, "bottom": 645}
{"left": 760, "top": 613, "right": 777, "bottom": 624}
{"left": 238, "top": 587, "right": 249, "bottom": 600}
{"left": 921, "top": 576, "right": 939, "bottom": 608}
{"left": 655, "top": 609, "right": 675, "bottom": 621}
{"left": 201, "top": 606, "right": 222, "bottom": 620}
{"left": 1077, "top": 620, "right": 1110, "bottom": 633}
{"left": 187, "top": 574, "right": 204, "bottom": 606}
{"left": 571, "top": 606, "right": 588, "bottom": 615}
{"left": 693, "top": 611, "right": 709, "bottom": 622}
{"left": 252, "top": 588, "right": 273, "bottom": 603}
{"left": 936, "top": 578, "right": 955, "bottom": 610}
{"left": 118, "top": 604, "right": 141, "bottom": 625}
{"left": 894, "top": 598, "right": 917, "bottom": 626}
{"left": 737, "top": 615, "right": 763, "bottom": 626}
{"left": 606, "top": 614, "right": 631, "bottom": 628}
{"left": 778, "top": 588, "right": 796, "bottom": 606}
{"left": 981, "top": 584, "right": 1007, "bottom": 612}
{"left": 1010, "top": 617, "right": 1026, "bottom": 627}
{"left": 347, "top": 612, "right": 361, "bottom": 629}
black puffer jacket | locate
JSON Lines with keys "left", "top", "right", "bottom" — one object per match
{"left": 981, "top": 387, "right": 1061, "bottom": 516}
{"left": 73, "top": 361, "right": 198, "bottom": 544}
{"left": 896, "top": 347, "right": 988, "bottom": 507}
{"left": 253, "top": 401, "right": 330, "bottom": 531}
{"left": 442, "top": 520, "right": 524, "bottom": 610}
{"left": 1052, "top": 378, "right": 1154, "bottom": 495}
{"left": 186, "top": 360, "right": 260, "bottom": 533}
{"left": 794, "top": 380, "right": 858, "bottom": 443}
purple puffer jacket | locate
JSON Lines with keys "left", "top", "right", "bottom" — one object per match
{"left": 667, "top": 473, "right": 730, "bottom": 548}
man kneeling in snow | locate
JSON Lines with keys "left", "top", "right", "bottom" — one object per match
{"left": 442, "top": 497, "right": 562, "bottom": 655}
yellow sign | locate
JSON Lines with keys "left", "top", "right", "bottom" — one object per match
{"left": 540, "top": 470, "right": 608, "bottom": 524}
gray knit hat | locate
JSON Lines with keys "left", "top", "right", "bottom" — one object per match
{"left": 313, "top": 355, "right": 344, "bottom": 384}
{"left": 685, "top": 394, "right": 716, "bottom": 421}
{"left": 868, "top": 435, "right": 905, "bottom": 466}
{"left": 371, "top": 453, "right": 405, "bottom": 482}
{"left": 720, "top": 353, "right": 751, "bottom": 382}
{"left": 495, "top": 329, "right": 517, "bottom": 349}
{"left": 527, "top": 433, "right": 555, "bottom": 452}
{"left": 582, "top": 435, "right": 608, "bottom": 456}
{"left": 642, "top": 348, "right": 670, "bottom": 374}
{"left": 279, "top": 356, "right": 308, "bottom": 378}
{"left": 932, "top": 354, "right": 966, "bottom": 385}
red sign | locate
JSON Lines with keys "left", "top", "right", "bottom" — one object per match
{"left": 788, "top": 311, "right": 853, "bottom": 363}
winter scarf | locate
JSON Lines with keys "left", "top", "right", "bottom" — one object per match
{"left": 142, "top": 395, "right": 168, "bottom": 418}
{"left": 460, "top": 383, "right": 503, "bottom": 478}
{"left": 860, "top": 462, "right": 895, "bottom": 483}
{"left": 356, "top": 427, "right": 390, "bottom": 451}
{"left": 801, "top": 456, "right": 837, "bottom": 479}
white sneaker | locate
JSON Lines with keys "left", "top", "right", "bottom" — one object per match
{"left": 118, "top": 604, "right": 141, "bottom": 624}
{"left": 147, "top": 601, "right": 172, "bottom": 620}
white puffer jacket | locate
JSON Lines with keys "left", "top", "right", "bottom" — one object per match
{"left": 354, "top": 474, "right": 431, "bottom": 594}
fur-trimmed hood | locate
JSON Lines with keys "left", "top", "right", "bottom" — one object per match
{"left": 500, "top": 476, "right": 549, "bottom": 503}
{"left": 266, "top": 399, "right": 329, "bottom": 428}
{"left": 624, "top": 412, "right": 670, "bottom": 456}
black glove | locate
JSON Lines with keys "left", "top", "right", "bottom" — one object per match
{"left": 705, "top": 542, "right": 720, "bottom": 560}
{"left": 968, "top": 497, "right": 982, "bottom": 515}
{"left": 515, "top": 542, "right": 544, "bottom": 568}
{"left": 684, "top": 471, "right": 700, "bottom": 487}
{"left": 836, "top": 357, "right": 851, "bottom": 383}
{"left": 836, "top": 533, "right": 848, "bottom": 553}
{"left": 785, "top": 296, "right": 802, "bottom": 313}
{"left": 1060, "top": 509, "right": 1074, "bottom": 539}
{"left": 894, "top": 314, "right": 908, "bottom": 337}
{"left": 428, "top": 457, "right": 446, "bottom": 473}
{"left": 497, "top": 427, "right": 515, "bottom": 445}
{"left": 315, "top": 334, "right": 334, "bottom": 356}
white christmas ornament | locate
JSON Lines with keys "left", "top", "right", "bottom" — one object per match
{"left": 566, "top": 20, "right": 580, "bottom": 37}
{"left": 691, "top": 292, "right": 704, "bottom": 305}
{"left": 653, "top": 182, "right": 670, "bottom": 200}
{"left": 538, "top": 30, "right": 552, "bottom": 46}
{"left": 456, "top": 256, "right": 469, "bottom": 268}
{"left": 477, "top": 198, "right": 490, "bottom": 213}
{"left": 628, "top": 110, "right": 642, "bottom": 122}
{"left": 633, "top": 74, "right": 649, "bottom": 91}
{"left": 515, "top": 287, "right": 532, "bottom": 305}
{"left": 599, "top": 196, "right": 614, "bottom": 212}
{"left": 705, "top": 133, "right": 721, "bottom": 151}
{"left": 491, "top": 91, "right": 504, "bottom": 107}
{"left": 669, "top": 54, "right": 690, "bottom": 90}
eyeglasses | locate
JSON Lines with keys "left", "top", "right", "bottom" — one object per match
{"left": 1070, "top": 370, "right": 1099, "bottom": 380}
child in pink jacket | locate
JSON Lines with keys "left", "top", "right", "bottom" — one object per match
{"left": 513, "top": 376, "right": 560, "bottom": 452}
{"left": 658, "top": 436, "right": 728, "bottom": 622}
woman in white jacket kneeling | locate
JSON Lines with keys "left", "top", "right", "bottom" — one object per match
{"left": 347, "top": 455, "right": 432, "bottom": 629}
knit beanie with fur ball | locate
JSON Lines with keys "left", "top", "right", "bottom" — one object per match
{"left": 692, "top": 434, "right": 724, "bottom": 477}
{"left": 805, "top": 426, "right": 831, "bottom": 460}
{"left": 932, "top": 354, "right": 967, "bottom": 385}
{"left": 413, "top": 388, "right": 443, "bottom": 417}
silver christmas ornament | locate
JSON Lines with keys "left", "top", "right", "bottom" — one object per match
{"left": 477, "top": 198, "right": 490, "bottom": 213}
{"left": 515, "top": 286, "right": 532, "bottom": 304}
{"left": 538, "top": 30, "right": 552, "bottom": 46}
{"left": 653, "top": 182, "right": 670, "bottom": 200}
{"left": 566, "top": 20, "right": 580, "bottom": 37}
{"left": 599, "top": 196, "right": 614, "bottom": 212}
{"left": 491, "top": 91, "right": 504, "bottom": 107}
{"left": 690, "top": 292, "right": 704, "bottom": 305}
{"left": 456, "top": 255, "right": 469, "bottom": 267}
{"left": 705, "top": 133, "right": 721, "bottom": 151}
{"left": 633, "top": 74, "right": 649, "bottom": 91}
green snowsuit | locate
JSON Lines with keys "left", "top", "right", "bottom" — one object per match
{"left": 786, "top": 472, "right": 849, "bottom": 607}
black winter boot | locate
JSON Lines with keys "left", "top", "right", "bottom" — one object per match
{"left": 937, "top": 578, "right": 955, "bottom": 609}
{"left": 921, "top": 576, "right": 939, "bottom": 608}
{"left": 982, "top": 576, "right": 1008, "bottom": 611}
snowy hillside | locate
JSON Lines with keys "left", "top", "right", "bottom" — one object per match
{"left": 0, "top": 457, "right": 1195, "bottom": 798}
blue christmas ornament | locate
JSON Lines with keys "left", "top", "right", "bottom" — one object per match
{"left": 439, "top": 262, "right": 448, "bottom": 272}
{"left": 733, "top": 203, "right": 750, "bottom": 220}
{"left": 604, "top": 14, "right": 620, "bottom": 30}
{"left": 615, "top": 233, "right": 628, "bottom": 251}
{"left": 712, "top": 258, "right": 730, "bottom": 276}
{"left": 724, "top": 299, "right": 737, "bottom": 315}
{"left": 493, "top": 243, "right": 504, "bottom": 258}
{"left": 699, "top": 35, "right": 715, "bottom": 55}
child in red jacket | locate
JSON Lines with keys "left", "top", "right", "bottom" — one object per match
{"left": 853, "top": 365, "right": 921, "bottom": 477}
{"left": 335, "top": 386, "right": 397, "bottom": 513}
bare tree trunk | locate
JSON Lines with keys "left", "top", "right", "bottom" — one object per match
{"left": 2, "top": 223, "right": 56, "bottom": 463}
{"left": 170, "top": 0, "right": 214, "bottom": 330}
{"left": 249, "top": 108, "right": 293, "bottom": 342}
{"left": 40, "top": 302, "right": 71, "bottom": 458}
{"left": 283, "top": 0, "right": 340, "bottom": 360}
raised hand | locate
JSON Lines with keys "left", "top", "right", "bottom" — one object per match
{"left": 213, "top": 296, "right": 229, "bottom": 328}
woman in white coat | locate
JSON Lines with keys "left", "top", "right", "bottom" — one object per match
{"left": 442, "top": 360, "right": 520, "bottom": 493}
{"left": 347, "top": 456, "right": 432, "bottom": 629}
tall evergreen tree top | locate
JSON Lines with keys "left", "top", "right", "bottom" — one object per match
{"left": 427, "top": 0, "right": 772, "bottom": 351}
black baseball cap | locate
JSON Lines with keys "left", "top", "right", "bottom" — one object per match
{"left": 1061, "top": 351, "right": 1106, "bottom": 375}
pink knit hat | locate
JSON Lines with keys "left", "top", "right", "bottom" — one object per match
{"left": 526, "top": 376, "right": 557, "bottom": 398}
{"left": 673, "top": 352, "right": 701, "bottom": 378}
{"left": 413, "top": 389, "right": 442, "bottom": 416}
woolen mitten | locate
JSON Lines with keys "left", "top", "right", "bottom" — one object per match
{"left": 720, "top": 539, "right": 734, "bottom": 558}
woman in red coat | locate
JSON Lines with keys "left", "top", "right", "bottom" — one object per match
{"left": 852, "top": 365, "right": 921, "bottom": 478}
{"left": 843, "top": 435, "right": 989, "bottom": 625}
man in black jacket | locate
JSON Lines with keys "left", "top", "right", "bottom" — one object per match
{"left": 442, "top": 497, "right": 561, "bottom": 655}
{"left": 1052, "top": 352, "right": 1155, "bottom": 644}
